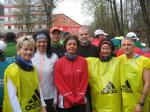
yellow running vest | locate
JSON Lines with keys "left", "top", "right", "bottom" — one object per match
{"left": 87, "top": 57, "right": 121, "bottom": 112}
{"left": 3, "top": 63, "right": 41, "bottom": 112}
{"left": 119, "top": 54, "right": 150, "bottom": 112}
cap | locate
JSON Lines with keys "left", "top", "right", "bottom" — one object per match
{"left": 50, "top": 27, "right": 61, "bottom": 33}
{"left": 0, "top": 40, "right": 7, "bottom": 52}
{"left": 94, "top": 29, "right": 108, "bottom": 36}
{"left": 126, "top": 32, "right": 139, "bottom": 40}
{"left": 126, "top": 32, "right": 137, "bottom": 38}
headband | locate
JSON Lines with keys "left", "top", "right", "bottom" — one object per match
{"left": 36, "top": 33, "right": 47, "bottom": 40}
{"left": 100, "top": 41, "right": 112, "bottom": 49}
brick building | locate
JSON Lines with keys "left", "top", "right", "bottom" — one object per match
{"left": 52, "top": 14, "right": 82, "bottom": 36}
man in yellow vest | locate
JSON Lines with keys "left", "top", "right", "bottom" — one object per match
{"left": 119, "top": 37, "right": 150, "bottom": 112}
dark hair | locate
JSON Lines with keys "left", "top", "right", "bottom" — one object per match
{"left": 63, "top": 32, "right": 70, "bottom": 38}
{"left": 33, "top": 30, "right": 52, "bottom": 58}
{"left": 0, "top": 34, "right": 3, "bottom": 39}
{"left": 63, "top": 35, "right": 80, "bottom": 51}
{"left": 6, "top": 32, "right": 16, "bottom": 42}
{"left": 98, "top": 38, "right": 114, "bottom": 55}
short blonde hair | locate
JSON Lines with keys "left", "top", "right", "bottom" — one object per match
{"left": 17, "top": 35, "right": 35, "bottom": 51}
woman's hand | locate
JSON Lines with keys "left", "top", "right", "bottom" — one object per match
{"left": 41, "top": 107, "right": 47, "bottom": 112}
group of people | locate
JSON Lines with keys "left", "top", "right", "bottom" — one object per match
{"left": 0, "top": 26, "right": 149, "bottom": 112}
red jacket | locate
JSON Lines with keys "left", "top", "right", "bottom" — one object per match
{"left": 144, "top": 53, "right": 150, "bottom": 58}
{"left": 54, "top": 56, "right": 88, "bottom": 108}
{"left": 91, "top": 37, "right": 105, "bottom": 47}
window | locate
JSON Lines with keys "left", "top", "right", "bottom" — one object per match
{"left": 38, "top": 25, "right": 42, "bottom": 29}
{"left": 18, "top": 26, "right": 20, "bottom": 29}
{"left": 18, "top": 16, "right": 23, "bottom": 20}
{"left": 31, "top": 15, "right": 36, "bottom": 20}
{"left": 8, "top": 17, "right": 11, "bottom": 21}
{"left": 63, "top": 17, "right": 66, "bottom": 23}
{"left": 8, "top": 8, "right": 11, "bottom": 12}
{"left": 8, "top": 26, "right": 11, "bottom": 29}
{"left": 18, "top": 17, "right": 20, "bottom": 20}
{"left": 70, "top": 22, "right": 72, "bottom": 26}
{"left": 32, "top": 25, "right": 34, "bottom": 29}
{"left": 7, "top": 0, "right": 11, "bottom": 4}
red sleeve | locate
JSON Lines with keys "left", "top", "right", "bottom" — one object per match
{"left": 116, "top": 49, "right": 123, "bottom": 57}
{"left": 144, "top": 53, "right": 150, "bottom": 58}
{"left": 117, "top": 47, "right": 144, "bottom": 57}
{"left": 134, "top": 47, "right": 144, "bottom": 55}
{"left": 75, "top": 60, "right": 88, "bottom": 103}
{"left": 54, "top": 60, "right": 74, "bottom": 104}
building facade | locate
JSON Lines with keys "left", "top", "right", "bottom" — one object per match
{"left": 52, "top": 14, "right": 82, "bottom": 35}
{"left": 0, "top": 0, "right": 82, "bottom": 36}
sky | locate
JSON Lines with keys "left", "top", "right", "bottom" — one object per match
{"left": 53, "top": 0, "right": 93, "bottom": 25}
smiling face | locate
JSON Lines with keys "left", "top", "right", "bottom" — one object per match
{"left": 66, "top": 39, "right": 78, "bottom": 55}
{"left": 78, "top": 28, "right": 90, "bottom": 45}
{"left": 18, "top": 43, "right": 34, "bottom": 61}
{"left": 36, "top": 38, "right": 47, "bottom": 53}
{"left": 17, "top": 36, "right": 35, "bottom": 61}
{"left": 51, "top": 30, "right": 61, "bottom": 43}
{"left": 100, "top": 44, "right": 111, "bottom": 57}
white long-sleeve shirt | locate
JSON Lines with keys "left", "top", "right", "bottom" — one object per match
{"left": 32, "top": 51, "right": 58, "bottom": 100}
{"left": 7, "top": 78, "right": 46, "bottom": 112}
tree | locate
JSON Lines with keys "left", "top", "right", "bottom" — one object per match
{"left": 112, "top": 0, "right": 121, "bottom": 35}
{"left": 40, "top": 0, "right": 65, "bottom": 28}
{"left": 109, "top": 0, "right": 117, "bottom": 34}
{"left": 82, "top": 0, "right": 123, "bottom": 35}
{"left": 120, "top": 0, "right": 124, "bottom": 35}
{"left": 13, "top": 0, "right": 66, "bottom": 34}
{"left": 139, "top": 0, "right": 150, "bottom": 46}
{"left": 14, "top": 0, "right": 33, "bottom": 34}
{"left": 82, "top": 0, "right": 149, "bottom": 45}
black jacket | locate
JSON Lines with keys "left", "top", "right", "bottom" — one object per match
{"left": 78, "top": 44, "right": 99, "bottom": 58}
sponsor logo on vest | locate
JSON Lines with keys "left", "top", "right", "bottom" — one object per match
{"left": 101, "top": 81, "right": 117, "bottom": 94}
{"left": 25, "top": 89, "right": 40, "bottom": 111}
{"left": 121, "top": 80, "right": 133, "bottom": 93}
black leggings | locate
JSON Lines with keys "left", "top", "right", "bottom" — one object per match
{"left": 57, "top": 104, "right": 86, "bottom": 112}
{"left": 44, "top": 99, "right": 56, "bottom": 112}
{"left": 86, "top": 85, "right": 92, "bottom": 112}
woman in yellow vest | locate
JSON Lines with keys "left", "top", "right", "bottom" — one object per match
{"left": 3, "top": 36, "right": 46, "bottom": 112}
{"left": 87, "top": 39, "right": 121, "bottom": 112}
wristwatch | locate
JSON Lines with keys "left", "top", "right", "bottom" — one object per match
{"left": 139, "top": 102, "right": 144, "bottom": 108}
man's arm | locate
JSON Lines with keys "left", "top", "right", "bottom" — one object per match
{"left": 135, "top": 69, "right": 150, "bottom": 112}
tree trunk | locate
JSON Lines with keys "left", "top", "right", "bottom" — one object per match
{"left": 42, "top": 0, "right": 54, "bottom": 28}
{"left": 120, "top": 0, "right": 124, "bottom": 35}
{"left": 93, "top": 0, "right": 101, "bottom": 27}
{"left": 112, "top": 0, "right": 122, "bottom": 35}
{"left": 109, "top": 0, "right": 117, "bottom": 34}
{"left": 130, "top": 0, "right": 134, "bottom": 30}
{"left": 139, "top": 0, "right": 150, "bottom": 46}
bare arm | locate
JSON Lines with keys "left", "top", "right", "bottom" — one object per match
{"left": 135, "top": 69, "right": 150, "bottom": 112}
{"left": 140, "top": 69, "right": 150, "bottom": 103}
